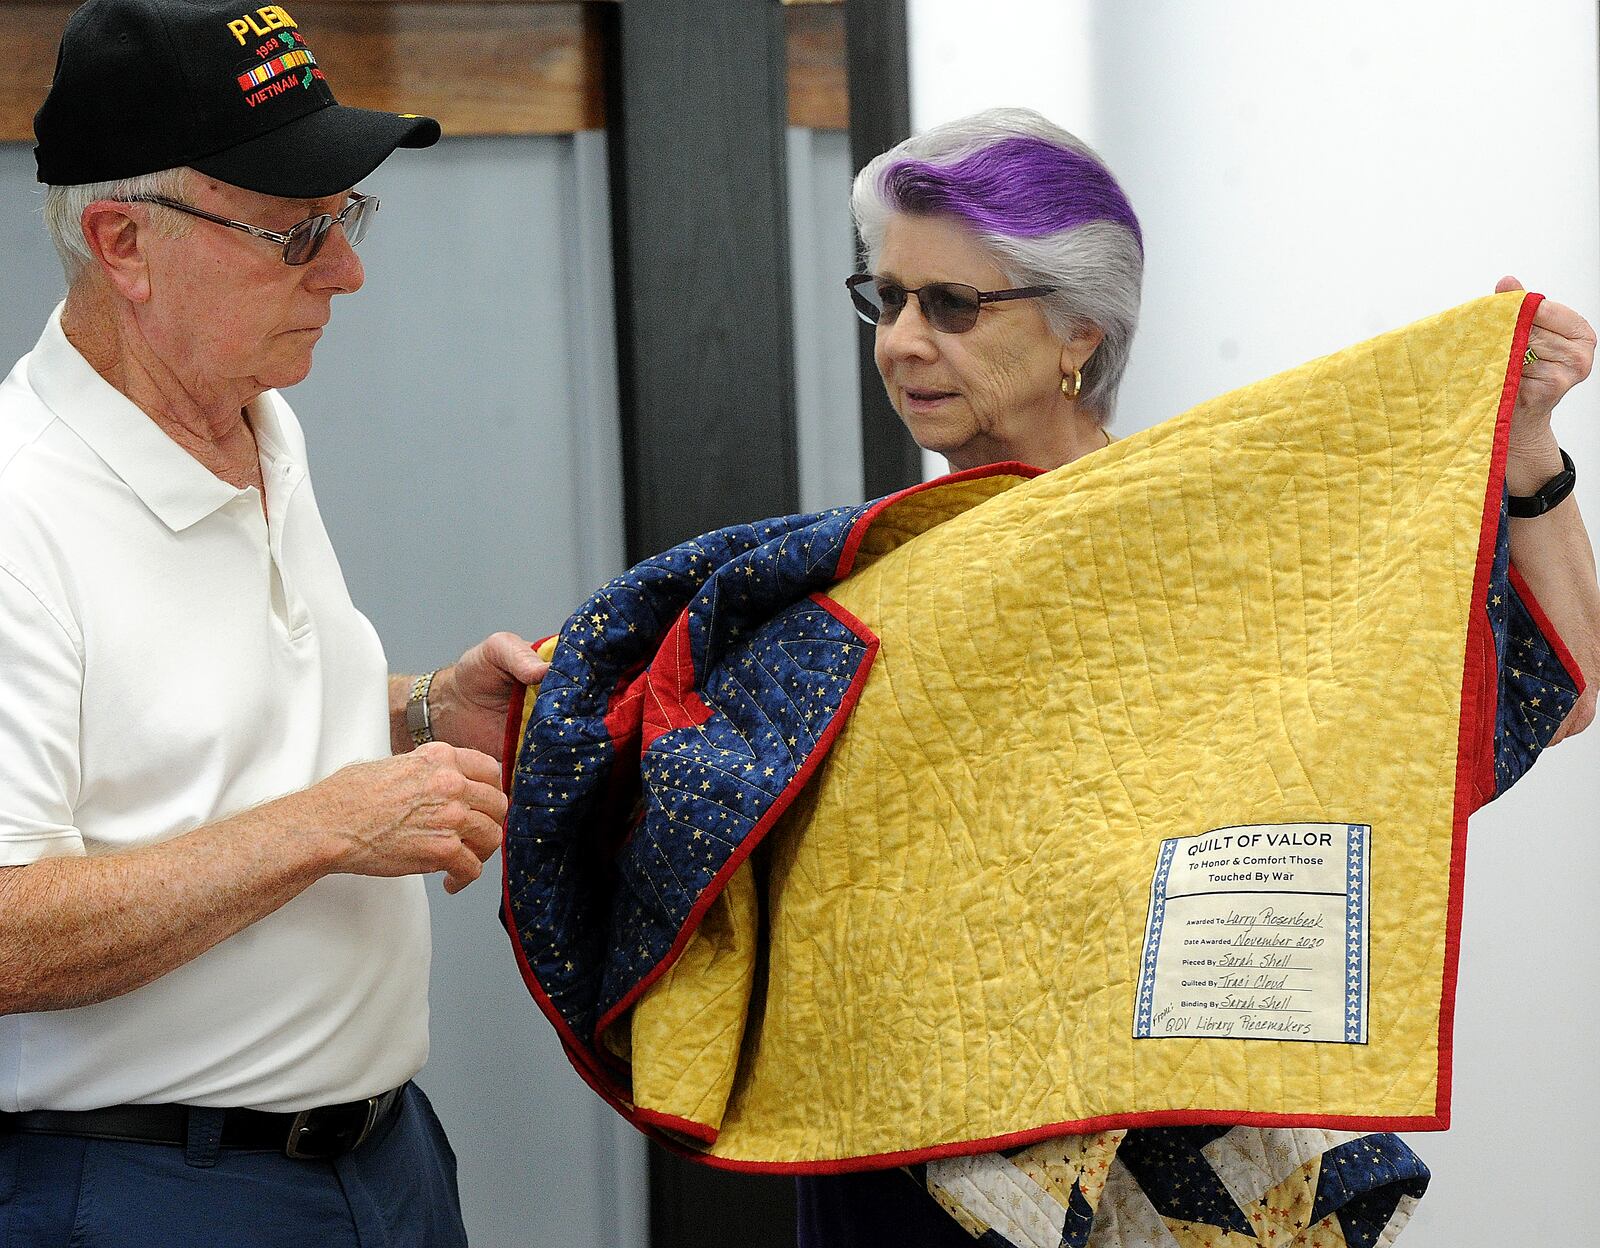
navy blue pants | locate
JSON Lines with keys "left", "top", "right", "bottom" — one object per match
{"left": 0, "top": 1083, "right": 467, "bottom": 1247}
{"left": 796, "top": 1171, "right": 973, "bottom": 1248}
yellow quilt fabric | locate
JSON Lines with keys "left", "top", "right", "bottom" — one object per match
{"left": 605, "top": 292, "right": 1562, "bottom": 1167}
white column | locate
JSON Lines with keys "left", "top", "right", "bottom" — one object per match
{"left": 909, "top": 0, "right": 1099, "bottom": 478}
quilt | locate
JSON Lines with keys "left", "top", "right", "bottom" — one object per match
{"left": 500, "top": 292, "right": 1581, "bottom": 1242}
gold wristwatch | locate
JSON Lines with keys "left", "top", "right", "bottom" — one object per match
{"left": 406, "top": 669, "right": 440, "bottom": 747}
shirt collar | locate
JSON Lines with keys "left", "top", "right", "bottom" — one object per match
{"left": 247, "top": 387, "right": 294, "bottom": 473}
{"left": 28, "top": 304, "right": 267, "bottom": 533}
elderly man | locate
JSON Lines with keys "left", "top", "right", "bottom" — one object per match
{"left": 0, "top": 1, "right": 545, "bottom": 1242}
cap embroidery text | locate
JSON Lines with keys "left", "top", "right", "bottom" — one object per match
{"left": 227, "top": 5, "right": 298, "bottom": 45}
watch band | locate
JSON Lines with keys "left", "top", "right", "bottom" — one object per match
{"left": 406, "top": 669, "right": 440, "bottom": 747}
{"left": 1508, "top": 447, "right": 1577, "bottom": 518}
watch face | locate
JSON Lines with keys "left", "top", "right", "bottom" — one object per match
{"left": 1508, "top": 449, "right": 1576, "bottom": 517}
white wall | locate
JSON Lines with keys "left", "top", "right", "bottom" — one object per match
{"left": 910, "top": 3, "right": 1600, "bottom": 1243}
{"left": 908, "top": 0, "right": 1097, "bottom": 480}
{"left": 790, "top": 127, "right": 867, "bottom": 512}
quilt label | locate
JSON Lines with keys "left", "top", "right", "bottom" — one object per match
{"left": 1134, "top": 823, "right": 1369, "bottom": 1043}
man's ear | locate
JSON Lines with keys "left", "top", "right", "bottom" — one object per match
{"left": 79, "top": 200, "right": 153, "bottom": 303}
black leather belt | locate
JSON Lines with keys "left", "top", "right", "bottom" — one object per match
{"left": 0, "top": 1086, "right": 405, "bottom": 1160}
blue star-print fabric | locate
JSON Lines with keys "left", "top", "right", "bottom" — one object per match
{"left": 503, "top": 502, "right": 876, "bottom": 1049}
{"left": 1486, "top": 490, "right": 1583, "bottom": 795}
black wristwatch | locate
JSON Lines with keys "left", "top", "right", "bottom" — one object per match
{"left": 1508, "top": 448, "right": 1577, "bottom": 518}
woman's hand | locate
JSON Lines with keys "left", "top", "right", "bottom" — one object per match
{"left": 1497, "top": 276, "right": 1595, "bottom": 468}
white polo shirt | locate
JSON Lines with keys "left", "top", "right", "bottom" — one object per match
{"left": 0, "top": 308, "right": 430, "bottom": 1112}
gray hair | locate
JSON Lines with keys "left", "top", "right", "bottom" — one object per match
{"left": 851, "top": 108, "right": 1143, "bottom": 421}
{"left": 43, "top": 166, "right": 196, "bottom": 284}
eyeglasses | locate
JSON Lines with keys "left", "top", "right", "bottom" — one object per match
{"left": 846, "top": 273, "right": 1057, "bottom": 334}
{"left": 117, "top": 192, "right": 378, "bottom": 266}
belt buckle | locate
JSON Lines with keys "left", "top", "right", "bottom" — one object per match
{"left": 283, "top": 1096, "right": 382, "bottom": 1160}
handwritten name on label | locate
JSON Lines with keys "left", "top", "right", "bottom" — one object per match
{"left": 1134, "top": 823, "right": 1369, "bottom": 1044}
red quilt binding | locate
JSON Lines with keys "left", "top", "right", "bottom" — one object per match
{"left": 1434, "top": 289, "right": 1542, "bottom": 1128}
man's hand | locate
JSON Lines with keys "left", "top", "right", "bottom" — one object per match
{"left": 390, "top": 633, "right": 549, "bottom": 761}
{"left": 0, "top": 741, "right": 513, "bottom": 1013}
{"left": 302, "top": 743, "right": 509, "bottom": 895}
{"left": 424, "top": 632, "right": 549, "bottom": 761}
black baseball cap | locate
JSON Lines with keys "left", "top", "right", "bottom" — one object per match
{"left": 34, "top": 0, "right": 440, "bottom": 197}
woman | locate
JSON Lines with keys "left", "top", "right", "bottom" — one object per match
{"left": 796, "top": 107, "right": 1600, "bottom": 1247}
{"left": 847, "top": 109, "right": 1140, "bottom": 476}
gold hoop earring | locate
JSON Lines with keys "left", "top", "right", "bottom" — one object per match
{"left": 1061, "top": 368, "right": 1082, "bottom": 400}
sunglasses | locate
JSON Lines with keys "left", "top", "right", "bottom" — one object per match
{"left": 117, "top": 192, "right": 378, "bottom": 266}
{"left": 846, "top": 273, "right": 1057, "bottom": 334}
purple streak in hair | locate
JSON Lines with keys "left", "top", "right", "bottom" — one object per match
{"left": 883, "top": 136, "right": 1142, "bottom": 250}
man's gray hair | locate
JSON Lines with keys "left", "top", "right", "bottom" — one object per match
{"left": 43, "top": 166, "right": 196, "bottom": 284}
{"left": 851, "top": 108, "right": 1143, "bottom": 421}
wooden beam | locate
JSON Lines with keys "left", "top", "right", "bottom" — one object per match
{"left": 0, "top": 2, "right": 605, "bottom": 138}
{"left": 845, "top": 0, "right": 922, "bottom": 495}
{"left": 303, "top": 3, "right": 607, "bottom": 135}
{"left": 0, "top": 0, "right": 848, "bottom": 141}
{"left": 0, "top": 4, "right": 68, "bottom": 146}
{"left": 606, "top": 0, "right": 801, "bottom": 564}
{"left": 785, "top": 4, "right": 847, "bottom": 131}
